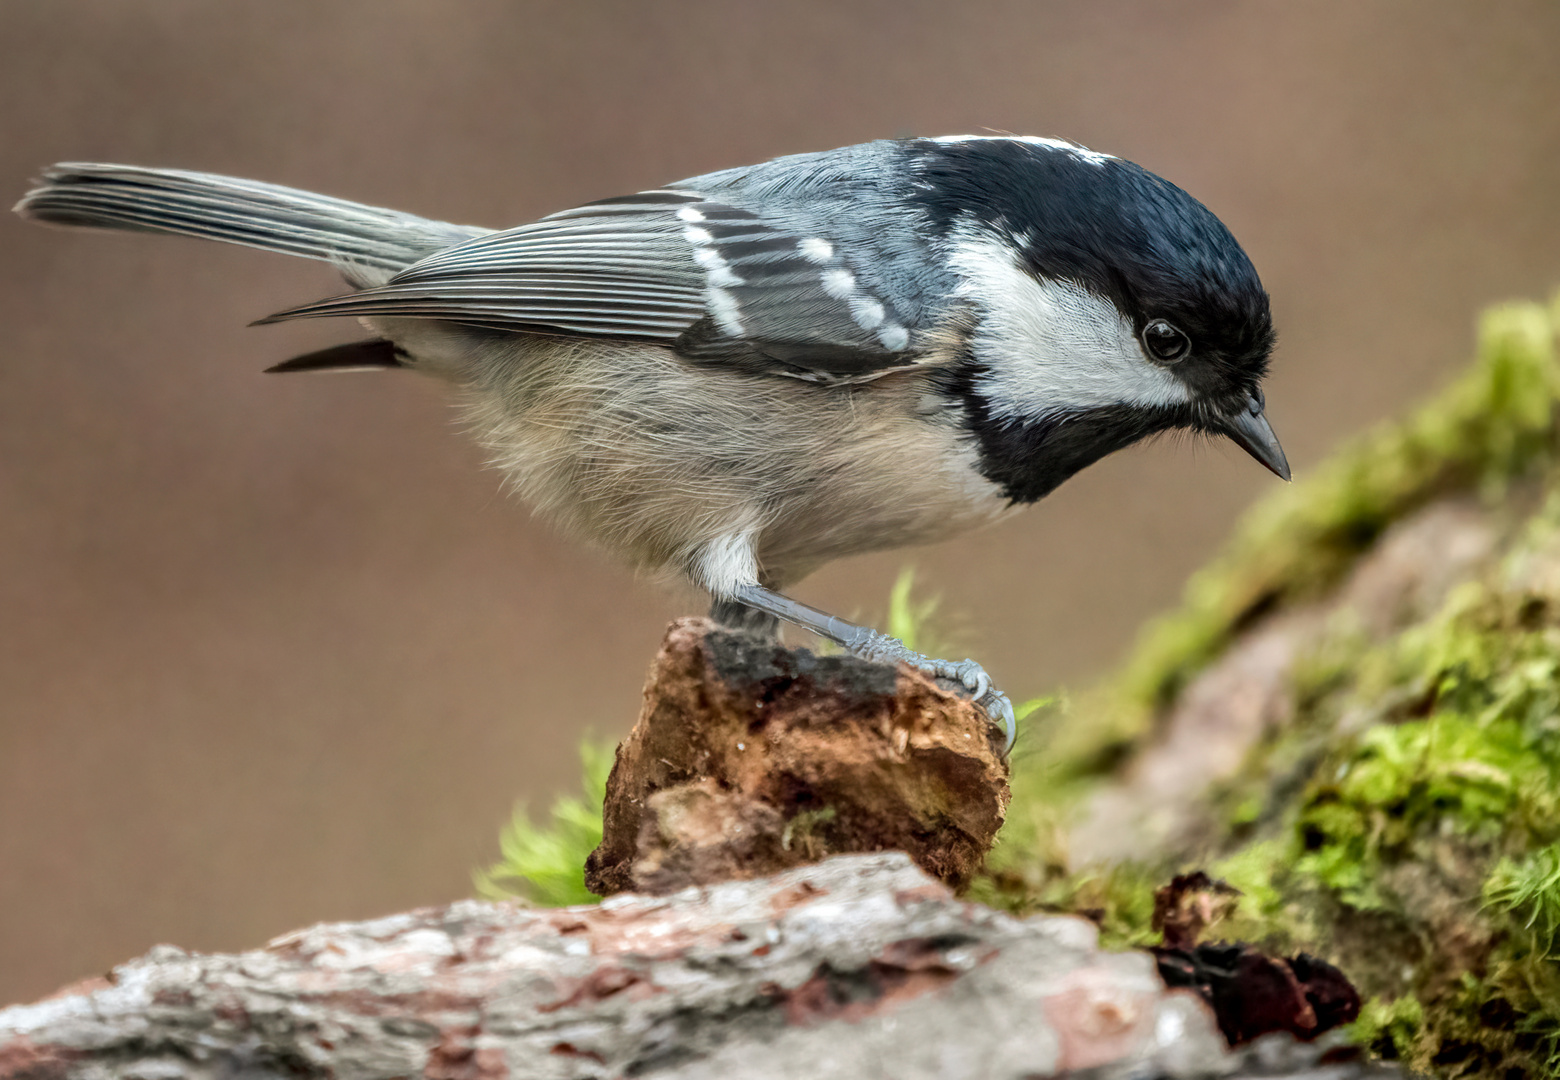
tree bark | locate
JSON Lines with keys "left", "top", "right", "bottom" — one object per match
{"left": 1, "top": 853, "right": 1397, "bottom": 1080}
{"left": 587, "top": 619, "right": 1010, "bottom": 897}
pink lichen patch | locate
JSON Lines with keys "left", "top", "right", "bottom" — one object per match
{"left": 537, "top": 966, "right": 662, "bottom": 1014}
{"left": 0, "top": 1036, "right": 77, "bottom": 1080}
{"left": 768, "top": 880, "right": 826, "bottom": 914}
{"left": 779, "top": 937, "right": 970, "bottom": 1027}
{"left": 1042, "top": 967, "right": 1157, "bottom": 1072}
{"left": 892, "top": 884, "right": 954, "bottom": 907}
{"left": 569, "top": 907, "right": 734, "bottom": 960}
{"left": 424, "top": 1025, "right": 508, "bottom": 1080}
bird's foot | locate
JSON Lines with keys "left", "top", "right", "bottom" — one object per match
{"left": 722, "top": 582, "right": 1016, "bottom": 756}
{"left": 851, "top": 630, "right": 1016, "bottom": 756}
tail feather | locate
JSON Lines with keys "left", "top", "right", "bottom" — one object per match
{"left": 15, "top": 163, "right": 486, "bottom": 284}
{"left": 264, "top": 338, "right": 404, "bottom": 374}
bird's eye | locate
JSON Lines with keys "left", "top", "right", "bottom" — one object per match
{"left": 1142, "top": 319, "right": 1191, "bottom": 364}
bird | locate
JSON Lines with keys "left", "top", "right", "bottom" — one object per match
{"left": 15, "top": 135, "right": 1287, "bottom": 755}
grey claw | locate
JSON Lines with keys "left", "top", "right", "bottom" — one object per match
{"left": 957, "top": 661, "right": 991, "bottom": 701}
{"left": 982, "top": 689, "right": 1017, "bottom": 758}
{"left": 851, "top": 634, "right": 1016, "bottom": 759}
{"left": 932, "top": 659, "right": 1010, "bottom": 758}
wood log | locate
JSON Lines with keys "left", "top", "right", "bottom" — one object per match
{"left": 587, "top": 618, "right": 1010, "bottom": 897}
{"left": 0, "top": 853, "right": 1393, "bottom": 1079}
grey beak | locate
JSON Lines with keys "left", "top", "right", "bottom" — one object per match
{"left": 1221, "top": 393, "right": 1291, "bottom": 481}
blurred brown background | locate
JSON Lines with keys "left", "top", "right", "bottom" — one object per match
{"left": 1, "top": 0, "right": 1557, "bottom": 1005}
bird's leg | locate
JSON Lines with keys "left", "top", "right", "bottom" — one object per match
{"left": 708, "top": 596, "right": 781, "bottom": 638}
{"left": 729, "top": 583, "right": 1016, "bottom": 756}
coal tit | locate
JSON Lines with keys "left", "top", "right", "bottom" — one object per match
{"left": 16, "top": 136, "right": 1286, "bottom": 754}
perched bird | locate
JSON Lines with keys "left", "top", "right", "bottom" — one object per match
{"left": 15, "top": 136, "right": 1287, "bottom": 754}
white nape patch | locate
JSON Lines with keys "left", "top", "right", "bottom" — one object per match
{"left": 848, "top": 296, "right": 885, "bottom": 330}
{"left": 821, "top": 268, "right": 856, "bottom": 299}
{"left": 946, "top": 232, "right": 1190, "bottom": 422}
{"left": 676, "top": 206, "right": 706, "bottom": 223}
{"left": 694, "top": 531, "right": 759, "bottom": 596}
{"left": 707, "top": 287, "right": 745, "bottom": 335}
{"left": 929, "top": 134, "right": 1112, "bottom": 167}
{"left": 798, "top": 237, "right": 834, "bottom": 263}
{"left": 877, "top": 324, "right": 910, "bottom": 351}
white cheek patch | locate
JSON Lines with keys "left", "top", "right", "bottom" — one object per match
{"left": 946, "top": 233, "right": 1191, "bottom": 424}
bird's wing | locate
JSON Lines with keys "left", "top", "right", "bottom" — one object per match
{"left": 257, "top": 190, "right": 925, "bottom": 382}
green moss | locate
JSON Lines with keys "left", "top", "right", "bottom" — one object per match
{"left": 1064, "top": 866, "right": 1163, "bottom": 950}
{"left": 1187, "top": 564, "right": 1560, "bottom": 1067}
{"left": 1475, "top": 844, "right": 1560, "bottom": 1073}
{"left": 1012, "top": 861, "right": 1164, "bottom": 951}
{"left": 885, "top": 566, "right": 942, "bottom": 655}
{"left": 1347, "top": 996, "right": 1427, "bottom": 1061}
{"left": 1486, "top": 844, "right": 1560, "bottom": 958}
{"left": 1201, "top": 523, "right": 1560, "bottom": 1072}
{"left": 781, "top": 805, "right": 838, "bottom": 858}
{"left": 1206, "top": 839, "right": 1318, "bottom": 951}
{"left": 475, "top": 737, "right": 614, "bottom": 906}
{"left": 1296, "top": 714, "right": 1547, "bottom": 908}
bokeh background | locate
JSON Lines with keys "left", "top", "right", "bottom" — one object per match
{"left": 2, "top": 0, "right": 1558, "bottom": 1005}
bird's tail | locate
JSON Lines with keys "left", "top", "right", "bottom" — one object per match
{"left": 14, "top": 163, "right": 484, "bottom": 285}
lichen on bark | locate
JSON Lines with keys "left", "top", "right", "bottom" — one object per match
{"left": 985, "top": 293, "right": 1560, "bottom": 1078}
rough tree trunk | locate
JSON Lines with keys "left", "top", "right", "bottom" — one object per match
{"left": 0, "top": 853, "right": 1395, "bottom": 1080}
{"left": 586, "top": 618, "right": 1011, "bottom": 897}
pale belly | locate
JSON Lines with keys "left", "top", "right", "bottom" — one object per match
{"left": 375, "top": 319, "right": 1015, "bottom": 591}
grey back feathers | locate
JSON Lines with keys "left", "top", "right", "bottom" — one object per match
{"left": 17, "top": 157, "right": 943, "bottom": 383}
{"left": 264, "top": 187, "right": 927, "bottom": 382}
{"left": 15, "top": 163, "right": 484, "bottom": 287}
{"left": 258, "top": 145, "right": 948, "bottom": 384}
{"left": 257, "top": 191, "right": 710, "bottom": 342}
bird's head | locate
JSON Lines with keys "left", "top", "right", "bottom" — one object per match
{"left": 914, "top": 136, "right": 1284, "bottom": 503}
